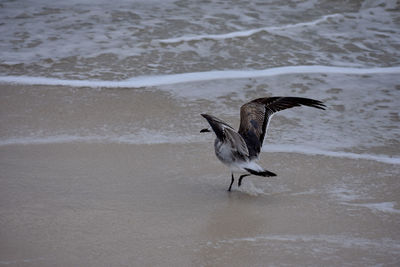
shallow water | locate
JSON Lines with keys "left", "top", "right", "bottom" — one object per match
{"left": 1, "top": 143, "right": 399, "bottom": 266}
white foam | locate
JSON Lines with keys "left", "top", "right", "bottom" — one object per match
{"left": 0, "top": 135, "right": 104, "bottom": 146}
{"left": 159, "top": 14, "right": 343, "bottom": 44}
{"left": 214, "top": 234, "right": 400, "bottom": 251}
{"left": 0, "top": 258, "right": 46, "bottom": 265}
{"left": 329, "top": 185, "right": 361, "bottom": 202}
{"left": 0, "top": 132, "right": 199, "bottom": 146}
{"left": 237, "top": 180, "right": 266, "bottom": 196}
{"left": 263, "top": 144, "right": 400, "bottom": 165}
{"left": 345, "top": 202, "right": 400, "bottom": 214}
{"left": 1, "top": 65, "right": 400, "bottom": 88}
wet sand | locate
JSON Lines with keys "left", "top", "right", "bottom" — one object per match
{"left": 1, "top": 142, "right": 399, "bottom": 266}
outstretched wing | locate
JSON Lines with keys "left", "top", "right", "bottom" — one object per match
{"left": 238, "top": 97, "right": 326, "bottom": 158}
{"left": 201, "top": 113, "right": 249, "bottom": 157}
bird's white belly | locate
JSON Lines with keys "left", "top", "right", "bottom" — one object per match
{"left": 214, "top": 139, "right": 265, "bottom": 175}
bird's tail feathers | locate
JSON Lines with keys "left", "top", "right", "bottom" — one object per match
{"left": 244, "top": 168, "right": 277, "bottom": 177}
{"left": 242, "top": 162, "right": 276, "bottom": 177}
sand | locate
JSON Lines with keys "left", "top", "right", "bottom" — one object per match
{"left": 1, "top": 142, "right": 399, "bottom": 266}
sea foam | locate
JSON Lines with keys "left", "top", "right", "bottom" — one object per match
{"left": 159, "top": 14, "right": 343, "bottom": 44}
{"left": 1, "top": 65, "right": 400, "bottom": 88}
{"left": 263, "top": 144, "right": 400, "bottom": 165}
{"left": 211, "top": 234, "right": 400, "bottom": 251}
{"left": 346, "top": 202, "right": 400, "bottom": 214}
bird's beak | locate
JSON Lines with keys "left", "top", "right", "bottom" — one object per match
{"left": 200, "top": 128, "right": 211, "bottom": 133}
{"left": 200, "top": 114, "right": 211, "bottom": 133}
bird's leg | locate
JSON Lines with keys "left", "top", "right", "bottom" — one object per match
{"left": 238, "top": 174, "right": 250, "bottom": 187}
{"left": 228, "top": 173, "right": 234, "bottom": 192}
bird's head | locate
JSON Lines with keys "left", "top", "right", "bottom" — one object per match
{"left": 200, "top": 128, "right": 211, "bottom": 133}
{"left": 200, "top": 113, "right": 212, "bottom": 133}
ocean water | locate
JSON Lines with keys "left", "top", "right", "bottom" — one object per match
{"left": 0, "top": 0, "right": 399, "bottom": 162}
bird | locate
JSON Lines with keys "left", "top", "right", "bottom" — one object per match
{"left": 200, "top": 96, "right": 326, "bottom": 191}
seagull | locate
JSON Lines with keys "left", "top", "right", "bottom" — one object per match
{"left": 200, "top": 96, "right": 326, "bottom": 191}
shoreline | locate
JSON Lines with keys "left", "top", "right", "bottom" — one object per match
{"left": 1, "top": 139, "right": 399, "bottom": 165}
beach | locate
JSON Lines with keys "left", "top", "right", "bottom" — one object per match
{"left": 1, "top": 0, "right": 400, "bottom": 265}
{"left": 1, "top": 83, "right": 400, "bottom": 266}
{"left": 1, "top": 141, "right": 399, "bottom": 266}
